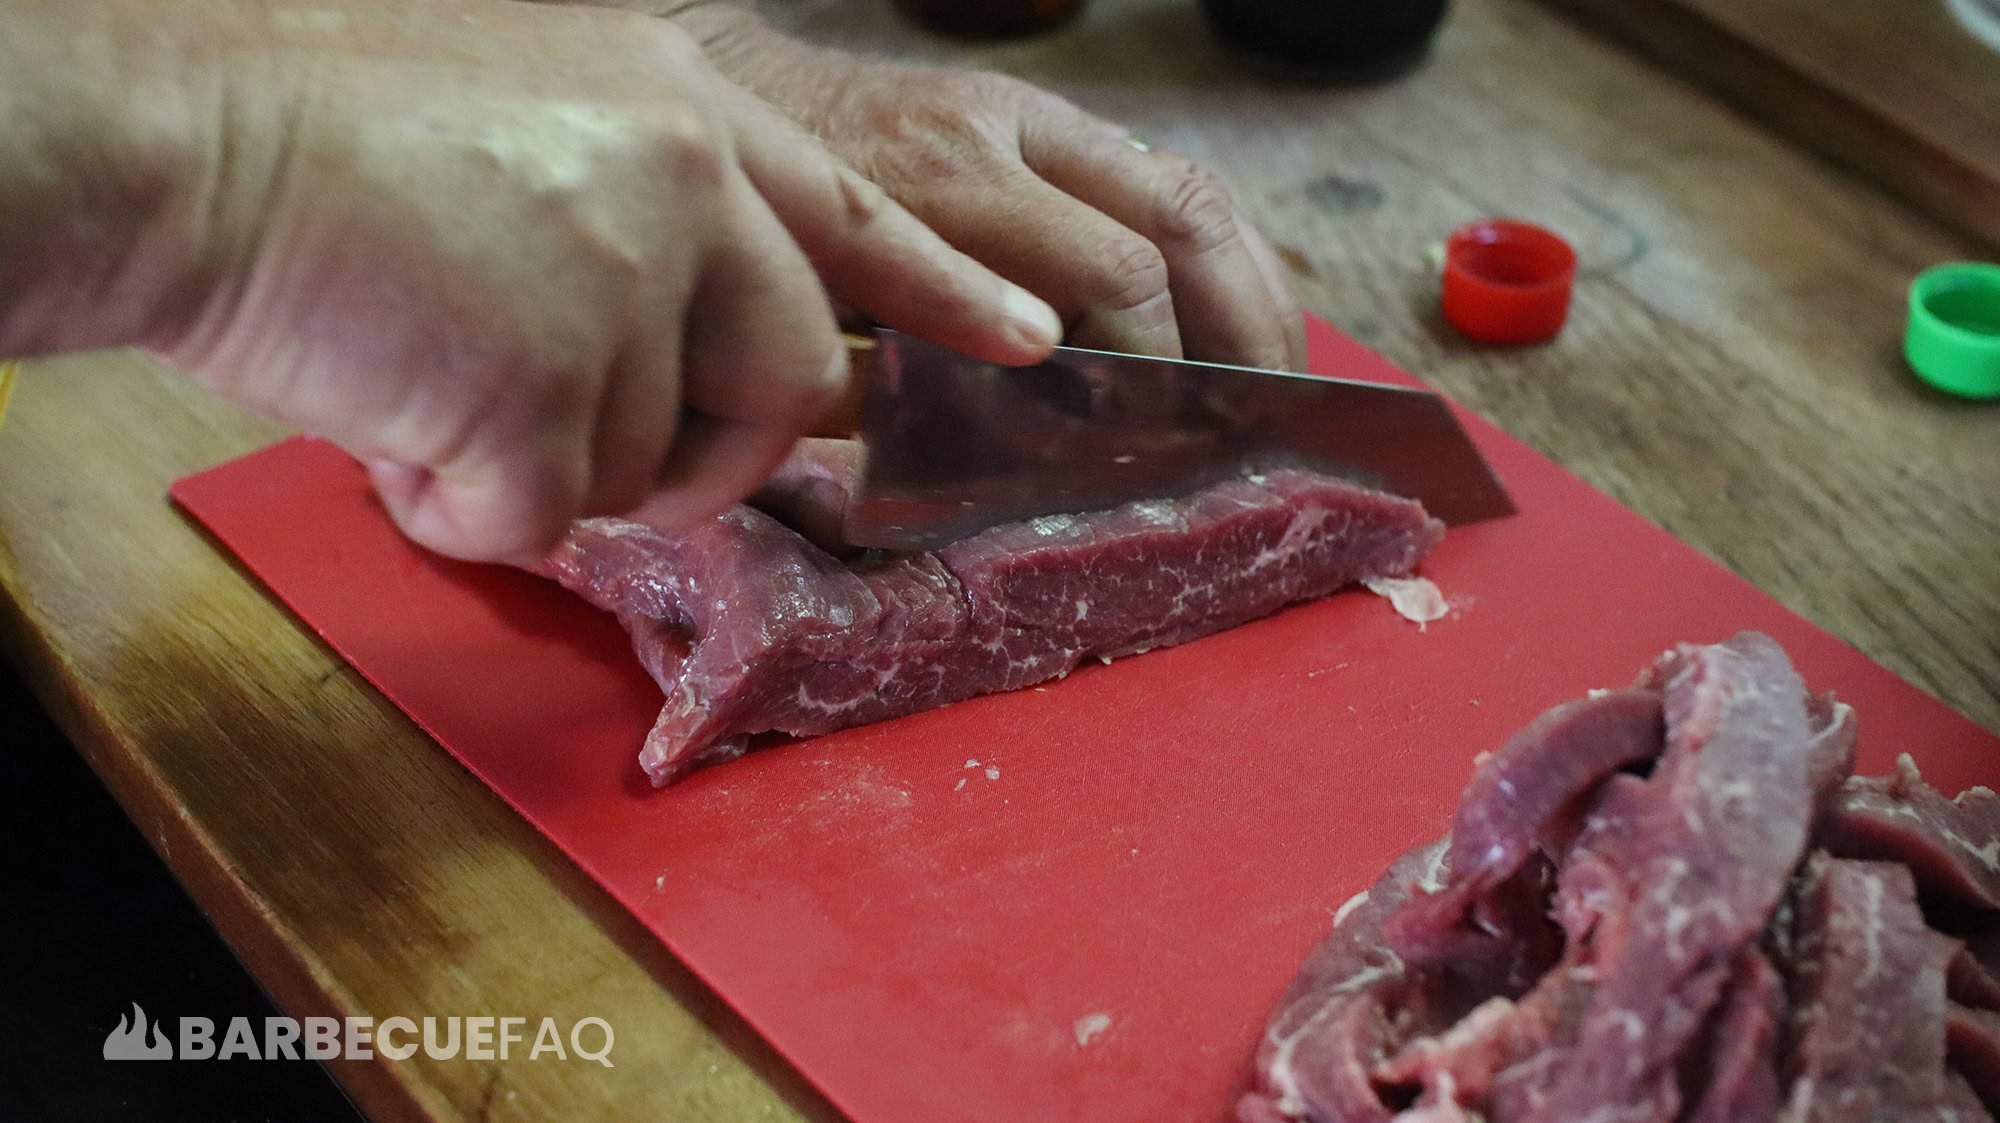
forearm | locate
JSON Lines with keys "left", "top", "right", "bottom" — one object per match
{"left": 0, "top": 0, "right": 230, "bottom": 357}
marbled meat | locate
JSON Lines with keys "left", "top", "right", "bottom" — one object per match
{"left": 1242, "top": 632, "right": 2000, "bottom": 1123}
{"left": 545, "top": 470, "right": 1443, "bottom": 785}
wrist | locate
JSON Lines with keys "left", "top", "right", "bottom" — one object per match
{"left": 689, "top": 15, "right": 860, "bottom": 134}
{"left": 536, "top": 0, "right": 857, "bottom": 134}
{"left": 0, "top": 0, "right": 226, "bottom": 357}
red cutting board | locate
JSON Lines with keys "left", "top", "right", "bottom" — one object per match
{"left": 171, "top": 317, "right": 1997, "bottom": 1123}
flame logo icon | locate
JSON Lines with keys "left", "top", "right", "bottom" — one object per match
{"left": 103, "top": 1003, "right": 173, "bottom": 1060}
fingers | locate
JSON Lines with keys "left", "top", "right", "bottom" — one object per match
{"left": 366, "top": 425, "right": 589, "bottom": 567}
{"left": 748, "top": 437, "right": 864, "bottom": 552}
{"left": 721, "top": 93, "right": 1061, "bottom": 366}
{"left": 678, "top": 178, "right": 847, "bottom": 436}
{"left": 1023, "top": 120, "right": 1296, "bottom": 370}
{"left": 629, "top": 172, "right": 848, "bottom": 528}
{"left": 582, "top": 333, "right": 687, "bottom": 521}
{"left": 878, "top": 157, "right": 1185, "bottom": 359}
{"left": 372, "top": 171, "right": 849, "bottom": 562}
{"left": 1233, "top": 213, "right": 1310, "bottom": 371}
{"left": 623, "top": 412, "right": 800, "bottom": 531}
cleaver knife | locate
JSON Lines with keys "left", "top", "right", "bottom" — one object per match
{"left": 821, "top": 329, "right": 1514, "bottom": 552}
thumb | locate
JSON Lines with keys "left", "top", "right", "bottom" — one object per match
{"left": 365, "top": 444, "right": 587, "bottom": 566}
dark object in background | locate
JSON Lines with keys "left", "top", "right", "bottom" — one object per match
{"left": 891, "top": 0, "right": 1086, "bottom": 38}
{"left": 1202, "top": 0, "right": 1450, "bottom": 79}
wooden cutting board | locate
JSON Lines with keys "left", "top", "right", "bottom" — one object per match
{"left": 170, "top": 316, "right": 1998, "bottom": 1123}
{"left": 1536, "top": 0, "right": 2000, "bottom": 249}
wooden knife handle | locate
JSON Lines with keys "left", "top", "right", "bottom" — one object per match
{"left": 809, "top": 333, "right": 876, "bottom": 439}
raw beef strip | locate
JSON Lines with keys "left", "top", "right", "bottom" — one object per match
{"left": 1251, "top": 689, "right": 1672, "bottom": 1122}
{"left": 1952, "top": 1003, "right": 2000, "bottom": 1115}
{"left": 1375, "top": 777, "right": 1658, "bottom": 1122}
{"left": 547, "top": 470, "right": 1444, "bottom": 784}
{"left": 1482, "top": 775, "right": 1656, "bottom": 1121}
{"left": 1780, "top": 856, "right": 1959, "bottom": 1123}
{"left": 1381, "top": 636, "right": 1845, "bottom": 1123}
{"left": 1243, "top": 633, "right": 2000, "bottom": 1123}
{"left": 1239, "top": 838, "right": 1559, "bottom": 1123}
{"left": 1380, "top": 897, "right": 1603, "bottom": 1116}
{"left": 1529, "top": 634, "right": 1823, "bottom": 1123}
{"left": 1381, "top": 687, "right": 1664, "bottom": 963}
{"left": 1954, "top": 947, "right": 2000, "bottom": 1011}
{"left": 1381, "top": 765, "right": 1675, "bottom": 1118}
{"left": 1681, "top": 950, "right": 1785, "bottom": 1123}
{"left": 1239, "top": 838, "right": 1450, "bottom": 1123}
{"left": 1823, "top": 753, "right": 2000, "bottom": 911}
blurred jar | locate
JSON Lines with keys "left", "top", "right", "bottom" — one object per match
{"left": 892, "top": 0, "right": 1088, "bottom": 38}
{"left": 1202, "top": 0, "right": 1451, "bottom": 78}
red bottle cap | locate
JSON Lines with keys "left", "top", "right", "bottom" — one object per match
{"left": 1441, "top": 219, "right": 1577, "bottom": 345}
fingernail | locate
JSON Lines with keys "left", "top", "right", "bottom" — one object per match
{"left": 1126, "top": 137, "right": 1152, "bottom": 153}
{"left": 1003, "top": 286, "right": 1063, "bottom": 351}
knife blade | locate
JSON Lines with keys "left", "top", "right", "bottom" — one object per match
{"left": 828, "top": 329, "right": 1514, "bottom": 552}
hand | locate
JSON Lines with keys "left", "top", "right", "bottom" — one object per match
{"left": 749, "top": 437, "right": 863, "bottom": 553}
{"left": 688, "top": 21, "right": 1308, "bottom": 370}
{"left": 18, "top": 0, "right": 1059, "bottom": 564}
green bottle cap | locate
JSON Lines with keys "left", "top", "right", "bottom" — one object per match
{"left": 1905, "top": 262, "right": 2000, "bottom": 399}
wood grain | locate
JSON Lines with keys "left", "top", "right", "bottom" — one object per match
{"left": 0, "top": 0, "right": 1995, "bottom": 1119}
{"left": 0, "top": 353, "right": 840, "bottom": 1120}
{"left": 1533, "top": 0, "right": 2000, "bottom": 250}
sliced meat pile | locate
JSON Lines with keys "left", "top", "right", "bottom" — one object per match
{"left": 544, "top": 470, "right": 1444, "bottom": 785}
{"left": 1242, "top": 632, "right": 2000, "bottom": 1123}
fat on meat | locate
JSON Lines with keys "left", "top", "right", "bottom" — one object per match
{"left": 1239, "top": 838, "right": 1451, "bottom": 1123}
{"left": 1781, "top": 856, "right": 1959, "bottom": 1123}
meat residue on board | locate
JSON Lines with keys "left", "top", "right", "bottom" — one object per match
{"left": 1241, "top": 632, "right": 2000, "bottom": 1123}
{"left": 543, "top": 469, "right": 1444, "bottom": 785}
{"left": 1363, "top": 576, "right": 1449, "bottom": 628}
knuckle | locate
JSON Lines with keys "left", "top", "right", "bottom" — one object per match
{"left": 642, "top": 105, "right": 727, "bottom": 190}
{"left": 854, "top": 100, "right": 1000, "bottom": 186}
{"left": 1154, "top": 163, "right": 1239, "bottom": 251}
{"left": 831, "top": 164, "right": 896, "bottom": 236}
{"left": 1089, "top": 235, "right": 1171, "bottom": 314}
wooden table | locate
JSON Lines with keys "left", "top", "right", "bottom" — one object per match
{"left": 2, "top": 0, "right": 1994, "bottom": 1118}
